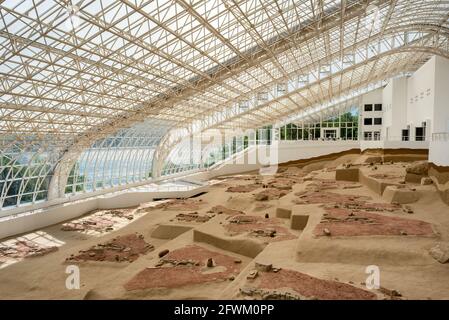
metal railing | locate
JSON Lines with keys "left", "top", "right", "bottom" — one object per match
{"left": 432, "top": 132, "right": 449, "bottom": 142}
{"left": 363, "top": 135, "right": 428, "bottom": 142}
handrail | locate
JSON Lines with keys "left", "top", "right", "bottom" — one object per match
{"left": 432, "top": 132, "right": 449, "bottom": 142}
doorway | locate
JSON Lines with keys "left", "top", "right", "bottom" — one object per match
{"left": 323, "top": 129, "right": 337, "bottom": 140}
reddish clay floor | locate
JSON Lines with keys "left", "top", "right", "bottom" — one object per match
{"left": 226, "top": 184, "right": 261, "bottom": 193}
{"left": 124, "top": 245, "right": 242, "bottom": 291}
{"left": 174, "top": 212, "right": 212, "bottom": 223}
{"left": 0, "top": 240, "right": 58, "bottom": 262}
{"left": 207, "top": 205, "right": 246, "bottom": 216}
{"left": 61, "top": 208, "right": 137, "bottom": 233}
{"left": 249, "top": 269, "right": 377, "bottom": 300}
{"left": 66, "top": 233, "right": 154, "bottom": 263}
{"left": 224, "top": 215, "right": 297, "bottom": 242}
{"left": 314, "top": 208, "right": 434, "bottom": 237}
{"left": 152, "top": 198, "right": 207, "bottom": 211}
{"left": 254, "top": 188, "right": 290, "bottom": 201}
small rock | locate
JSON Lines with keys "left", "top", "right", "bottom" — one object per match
{"left": 234, "top": 259, "right": 242, "bottom": 264}
{"left": 421, "top": 177, "right": 433, "bottom": 185}
{"left": 264, "top": 213, "right": 269, "bottom": 219}
{"left": 228, "top": 276, "right": 235, "bottom": 281}
{"left": 429, "top": 243, "right": 449, "bottom": 264}
{"left": 155, "top": 260, "right": 164, "bottom": 267}
{"left": 267, "top": 229, "right": 276, "bottom": 237}
{"left": 403, "top": 205, "right": 414, "bottom": 214}
{"left": 240, "top": 287, "right": 256, "bottom": 296}
{"left": 255, "top": 262, "right": 272, "bottom": 272}
{"left": 158, "top": 249, "right": 169, "bottom": 258}
{"left": 323, "top": 228, "right": 331, "bottom": 236}
{"left": 247, "top": 270, "right": 258, "bottom": 280}
{"left": 406, "top": 161, "right": 429, "bottom": 175}
{"left": 380, "top": 287, "right": 402, "bottom": 297}
{"left": 255, "top": 194, "right": 269, "bottom": 201}
{"left": 400, "top": 230, "right": 407, "bottom": 236}
{"left": 206, "top": 258, "right": 215, "bottom": 268}
{"left": 123, "top": 247, "right": 131, "bottom": 252}
{"left": 88, "top": 252, "right": 95, "bottom": 257}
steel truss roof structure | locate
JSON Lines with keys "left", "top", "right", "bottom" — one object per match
{"left": 1, "top": 0, "right": 449, "bottom": 212}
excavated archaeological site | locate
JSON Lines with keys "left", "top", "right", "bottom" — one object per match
{"left": 0, "top": 150, "right": 448, "bottom": 300}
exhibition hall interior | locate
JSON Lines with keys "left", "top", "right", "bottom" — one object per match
{"left": 0, "top": 0, "right": 449, "bottom": 301}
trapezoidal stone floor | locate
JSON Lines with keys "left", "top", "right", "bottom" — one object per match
{"left": 124, "top": 245, "right": 242, "bottom": 291}
{"left": 314, "top": 207, "right": 434, "bottom": 237}
{"left": 66, "top": 233, "right": 154, "bottom": 263}
{"left": 240, "top": 268, "right": 377, "bottom": 300}
{"left": 224, "top": 215, "right": 297, "bottom": 242}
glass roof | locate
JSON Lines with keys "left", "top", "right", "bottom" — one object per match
{"left": 0, "top": 0, "right": 448, "bottom": 140}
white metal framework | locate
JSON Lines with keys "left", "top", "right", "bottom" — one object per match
{"left": 1, "top": 0, "right": 449, "bottom": 211}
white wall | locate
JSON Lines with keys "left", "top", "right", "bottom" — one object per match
{"left": 360, "top": 89, "right": 384, "bottom": 139}
{"left": 381, "top": 55, "right": 449, "bottom": 167}
{"left": 0, "top": 184, "right": 208, "bottom": 240}
{"left": 414, "top": 56, "right": 449, "bottom": 166}
{"left": 433, "top": 55, "right": 449, "bottom": 133}
{"left": 383, "top": 76, "right": 408, "bottom": 140}
{"left": 406, "top": 56, "right": 435, "bottom": 139}
{"left": 429, "top": 141, "right": 449, "bottom": 166}
{"left": 360, "top": 140, "right": 429, "bottom": 151}
{"left": 207, "top": 138, "right": 429, "bottom": 178}
{"left": 428, "top": 56, "right": 449, "bottom": 166}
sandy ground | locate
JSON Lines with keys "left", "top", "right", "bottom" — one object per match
{"left": 0, "top": 154, "right": 449, "bottom": 300}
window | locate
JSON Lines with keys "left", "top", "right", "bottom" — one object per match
{"left": 415, "top": 127, "right": 425, "bottom": 141}
{"left": 374, "top": 118, "right": 382, "bottom": 125}
{"left": 239, "top": 100, "right": 249, "bottom": 111}
{"left": 373, "top": 131, "right": 381, "bottom": 140}
{"left": 364, "top": 118, "right": 373, "bottom": 125}
{"left": 364, "top": 132, "right": 372, "bottom": 141}
{"left": 374, "top": 104, "right": 382, "bottom": 111}
{"left": 402, "top": 129, "right": 409, "bottom": 141}
{"left": 364, "top": 104, "right": 373, "bottom": 112}
{"left": 277, "top": 83, "right": 287, "bottom": 95}
{"left": 257, "top": 92, "right": 268, "bottom": 101}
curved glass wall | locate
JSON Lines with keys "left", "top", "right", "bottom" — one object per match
{"left": 0, "top": 136, "right": 68, "bottom": 209}
{"left": 65, "top": 119, "right": 171, "bottom": 195}
{"left": 279, "top": 106, "right": 359, "bottom": 141}
{"left": 161, "top": 126, "right": 273, "bottom": 176}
